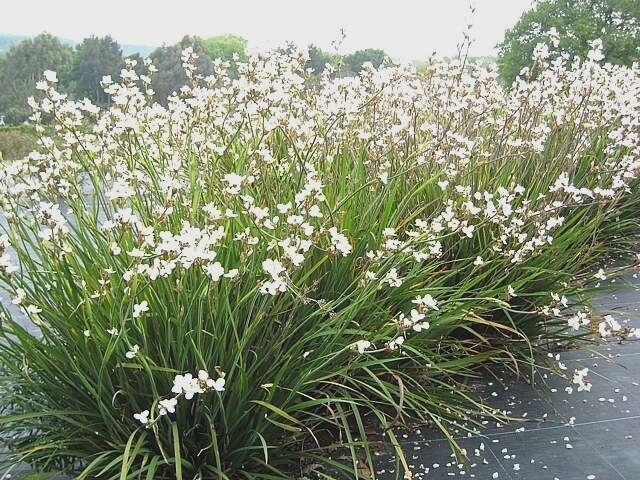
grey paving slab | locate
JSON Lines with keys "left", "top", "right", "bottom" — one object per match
{"left": 376, "top": 436, "right": 513, "bottom": 480}
{"left": 488, "top": 427, "right": 625, "bottom": 480}
{"left": 475, "top": 376, "right": 568, "bottom": 434}
{"left": 573, "top": 417, "right": 640, "bottom": 480}
{"left": 550, "top": 378, "right": 638, "bottom": 424}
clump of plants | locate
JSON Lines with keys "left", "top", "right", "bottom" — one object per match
{"left": 0, "top": 39, "right": 639, "bottom": 479}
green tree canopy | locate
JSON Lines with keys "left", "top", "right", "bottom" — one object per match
{"left": 124, "top": 52, "right": 145, "bottom": 69}
{"left": 70, "top": 35, "right": 124, "bottom": 106}
{"left": 0, "top": 33, "right": 73, "bottom": 123}
{"left": 344, "top": 48, "right": 388, "bottom": 75}
{"left": 200, "top": 35, "right": 247, "bottom": 77}
{"left": 498, "top": 0, "right": 640, "bottom": 83}
{"left": 201, "top": 35, "right": 247, "bottom": 62}
{"left": 307, "top": 45, "right": 337, "bottom": 75}
{"left": 149, "top": 36, "right": 214, "bottom": 105}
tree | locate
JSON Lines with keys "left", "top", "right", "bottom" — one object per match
{"left": 201, "top": 35, "right": 247, "bottom": 63}
{"left": 124, "top": 52, "right": 145, "bottom": 69}
{"left": 70, "top": 36, "right": 124, "bottom": 106}
{"left": 344, "top": 48, "right": 388, "bottom": 75}
{"left": 498, "top": 0, "right": 640, "bottom": 83}
{"left": 200, "top": 35, "right": 247, "bottom": 77}
{"left": 149, "top": 36, "right": 214, "bottom": 105}
{"left": 307, "top": 45, "right": 336, "bottom": 75}
{"left": 0, "top": 33, "right": 73, "bottom": 123}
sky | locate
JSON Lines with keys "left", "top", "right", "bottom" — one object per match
{"left": 0, "top": 0, "right": 536, "bottom": 61}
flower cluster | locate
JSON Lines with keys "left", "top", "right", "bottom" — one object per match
{"left": 0, "top": 234, "right": 17, "bottom": 275}
{"left": 0, "top": 37, "right": 637, "bottom": 363}
{"left": 135, "top": 370, "right": 226, "bottom": 425}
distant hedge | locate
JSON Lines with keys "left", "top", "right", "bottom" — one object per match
{"left": 0, "top": 125, "right": 37, "bottom": 161}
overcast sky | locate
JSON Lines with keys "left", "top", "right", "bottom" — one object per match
{"left": 0, "top": 0, "right": 536, "bottom": 61}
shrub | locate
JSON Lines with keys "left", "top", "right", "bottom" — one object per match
{"left": 0, "top": 125, "right": 38, "bottom": 161}
{"left": 0, "top": 43, "right": 639, "bottom": 479}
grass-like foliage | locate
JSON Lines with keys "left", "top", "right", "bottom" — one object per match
{"left": 0, "top": 42, "right": 639, "bottom": 479}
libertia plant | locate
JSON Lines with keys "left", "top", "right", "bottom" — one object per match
{"left": 0, "top": 36, "right": 639, "bottom": 479}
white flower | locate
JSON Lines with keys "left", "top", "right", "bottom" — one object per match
{"left": 413, "top": 321, "right": 430, "bottom": 332}
{"left": 354, "top": 340, "right": 372, "bottom": 354}
{"left": 387, "top": 335, "right": 405, "bottom": 350}
{"left": 572, "top": 367, "right": 592, "bottom": 392}
{"left": 408, "top": 308, "right": 430, "bottom": 332}
{"left": 437, "top": 179, "right": 449, "bottom": 190}
{"left": 43, "top": 70, "right": 58, "bottom": 83}
{"left": 473, "top": 256, "right": 484, "bottom": 266}
{"left": 594, "top": 269, "right": 606, "bottom": 281}
{"left": 128, "top": 248, "right": 146, "bottom": 259}
{"left": 24, "top": 304, "right": 42, "bottom": 315}
{"left": 203, "top": 203, "right": 223, "bottom": 219}
{"left": 260, "top": 279, "right": 287, "bottom": 295}
{"left": 410, "top": 309, "right": 425, "bottom": 323}
{"left": 223, "top": 173, "right": 245, "bottom": 194}
{"left": 567, "top": 311, "right": 589, "bottom": 330}
{"left": 598, "top": 314, "right": 621, "bottom": 338}
{"left": 328, "top": 227, "right": 352, "bottom": 256}
{"left": 262, "top": 258, "right": 285, "bottom": 278}
{"left": 249, "top": 205, "right": 269, "bottom": 221}
{"left": 532, "top": 42, "right": 550, "bottom": 61}
{"left": 547, "top": 27, "right": 560, "bottom": 48}
{"left": 383, "top": 268, "right": 403, "bottom": 287}
{"left": 134, "top": 410, "right": 149, "bottom": 424}
{"left": 110, "top": 242, "right": 122, "bottom": 255}
{"left": 133, "top": 301, "right": 149, "bottom": 318}
{"left": 382, "top": 228, "right": 396, "bottom": 238}
{"left": 365, "top": 270, "right": 377, "bottom": 281}
{"left": 198, "top": 370, "right": 226, "bottom": 391}
{"left": 224, "top": 269, "right": 239, "bottom": 279}
{"left": 0, "top": 253, "right": 18, "bottom": 275}
{"left": 12, "top": 288, "right": 26, "bottom": 305}
{"left": 106, "top": 180, "right": 135, "bottom": 201}
{"left": 587, "top": 39, "right": 605, "bottom": 62}
{"left": 276, "top": 203, "right": 292, "bottom": 214}
{"left": 260, "top": 259, "right": 287, "bottom": 294}
{"left": 125, "top": 345, "right": 140, "bottom": 359}
{"left": 158, "top": 398, "right": 178, "bottom": 415}
{"left": 287, "top": 214, "right": 304, "bottom": 225}
{"left": 301, "top": 222, "right": 314, "bottom": 236}
{"left": 412, "top": 294, "right": 439, "bottom": 311}
{"left": 308, "top": 205, "right": 323, "bottom": 218}
{"left": 204, "top": 262, "right": 225, "bottom": 281}
{"left": 461, "top": 224, "right": 475, "bottom": 238}
{"left": 172, "top": 373, "right": 203, "bottom": 400}
{"left": 208, "top": 377, "right": 226, "bottom": 392}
